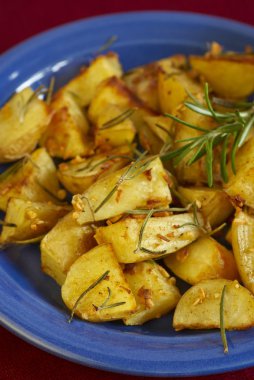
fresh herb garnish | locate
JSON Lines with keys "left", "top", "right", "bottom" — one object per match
{"left": 220, "top": 285, "right": 229, "bottom": 354}
{"left": 68, "top": 270, "right": 110, "bottom": 323}
{"left": 93, "top": 287, "right": 126, "bottom": 311}
{"left": 94, "top": 151, "right": 155, "bottom": 213}
{"left": 46, "top": 76, "right": 55, "bottom": 104}
{"left": 100, "top": 108, "right": 136, "bottom": 130}
{"left": 74, "top": 155, "right": 132, "bottom": 174}
{"left": 161, "top": 83, "right": 254, "bottom": 187}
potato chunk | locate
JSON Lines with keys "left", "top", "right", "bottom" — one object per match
{"left": 164, "top": 237, "right": 238, "bottom": 285}
{"left": 123, "top": 55, "right": 186, "bottom": 112}
{"left": 190, "top": 54, "right": 254, "bottom": 98}
{"left": 173, "top": 279, "right": 254, "bottom": 331}
{"left": 0, "top": 87, "right": 49, "bottom": 162}
{"left": 225, "top": 136, "right": 254, "bottom": 208}
{"left": 61, "top": 244, "right": 136, "bottom": 322}
{"left": 123, "top": 261, "right": 180, "bottom": 325}
{"left": 41, "top": 91, "right": 93, "bottom": 159}
{"left": 95, "top": 213, "right": 203, "bottom": 263}
{"left": 0, "top": 148, "right": 64, "bottom": 211}
{"left": 41, "top": 212, "right": 96, "bottom": 285}
{"left": 178, "top": 186, "right": 233, "bottom": 227}
{"left": 62, "top": 52, "right": 123, "bottom": 107}
{"left": 95, "top": 104, "right": 136, "bottom": 148}
{"left": 57, "top": 145, "right": 133, "bottom": 194}
{"left": 0, "top": 198, "right": 70, "bottom": 243}
{"left": 72, "top": 157, "right": 171, "bottom": 225}
{"left": 158, "top": 68, "right": 201, "bottom": 114}
{"left": 232, "top": 210, "right": 254, "bottom": 294}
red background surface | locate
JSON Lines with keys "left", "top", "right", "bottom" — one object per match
{"left": 1, "top": 1, "right": 254, "bottom": 379}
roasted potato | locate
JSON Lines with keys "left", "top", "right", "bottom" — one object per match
{"left": 177, "top": 186, "right": 233, "bottom": 227}
{"left": 41, "top": 212, "right": 96, "bottom": 285}
{"left": 123, "top": 261, "right": 180, "bottom": 325}
{"left": 57, "top": 145, "right": 133, "bottom": 194}
{"left": 0, "top": 148, "right": 65, "bottom": 211}
{"left": 190, "top": 54, "right": 254, "bottom": 98}
{"left": 95, "top": 213, "right": 203, "bottom": 263}
{"left": 0, "top": 198, "right": 70, "bottom": 244}
{"left": 232, "top": 210, "right": 254, "bottom": 294}
{"left": 225, "top": 136, "right": 254, "bottom": 208}
{"left": 61, "top": 244, "right": 136, "bottom": 321}
{"left": 0, "top": 87, "right": 49, "bottom": 162}
{"left": 173, "top": 279, "right": 254, "bottom": 331}
{"left": 95, "top": 104, "right": 136, "bottom": 148}
{"left": 164, "top": 236, "right": 238, "bottom": 285}
{"left": 72, "top": 157, "right": 171, "bottom": 225}
{"left": 61, "top": 52, "right": 123, "bottom": 107}
{"left": 41, "top": 90, "right": 93, "bottom": 159}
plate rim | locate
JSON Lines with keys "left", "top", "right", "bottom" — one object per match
{"left": 1, "top": 11, "right": 254, "bottom": 377}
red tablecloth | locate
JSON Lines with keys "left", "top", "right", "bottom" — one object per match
{"left": 1, "top": 1, "right": 254, "bottom": 379}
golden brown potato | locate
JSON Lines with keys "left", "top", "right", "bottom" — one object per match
{"left": 57, "top": 145, "right": 133, "bottom": 195}
{"left": 158, "top": 68, "right": 201, "bottom": 114}
{"left": 41, "top": 212, "right": 96, "bottom": 285}
{"left": 0, "top": 148, "right": 65, "bottom": 211}
{"left": 0, "top": 198, "right": 70, "bottom": 243}
{"left": 123, "top": 54, "right": 187, "bottom": 112}
{"left": 88, "top": 76, "right": 162, "bottom": 154}
{"left": 61, "top": 52, "right": 123, "bottom": 107}
{"left": 0, "top": 87, "right": 49, "bottom": 162}
{"left": 61, "top": 244, "right": 136, "bottom": 322}
{"left": 72, "top": 157, "right": 171, "bottom": 225}
{"left": 177, "top": 186, "right": 233, "bottom": 227}
{"left": 224, "top": 136, "right": 254, "bottom": 208}
{"left": 232, "top": 210, "right": 254, "bottom": 294}
{"left": 95, "top": 104, "right": 136, "bottom": 148}
{"left": 190, "top": 54, "right": 254, "bottom": 98}
{"left": 95, "top": 213, "right": 203, "bottom": 263}
{"left": 123, "top": 261, "right": 180, "bottom": 325}
{"left": 41, "top": 90, "right": 93, "bottom": 159}
{"left": 164, "top": 236, "right": 238, "bottom": 285}
{"left": 173, "top": 279, "right": 254, "bottom": 331}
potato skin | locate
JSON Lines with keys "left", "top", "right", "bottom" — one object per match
{"left": 173, "top": 279, "right": 254, "bottom": 331}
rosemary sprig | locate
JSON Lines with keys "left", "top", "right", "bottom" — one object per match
{"left": 93, "top": 287, "right": 126, "bottom": 311}
{"left": 134, "top": 209, "right": 167, "bottom": 255}
{"left": 94, "top": 151, "right": 154, "bottom": 213}
{"left": 96, "top": 35, "right": 118, "bottom": 54}
{"left": 74, "top": 155, "right": 132, "bottom": 174}
{"left": 46, "top": 76, "right": 55, "bottom": 104}
{"left": 161, "top": 83, "right": 254, "bottom": 187}
{"left": 68, "top": 270, "right": 110, "bottom": 323}
{"left": 100, "top": 108, "right": 136, "bottom": 130}
{"left": 0, "top": 220, "right": 17, "bottom": 227}
{"left": 220, "top": 285, "right": 229, "bottom": 354}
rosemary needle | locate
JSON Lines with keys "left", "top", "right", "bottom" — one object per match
{"left": 68, "top": 270, "right": 110, "bottom": 323}
{"left": 162, "top": 82, "right": 254, "bottom": 187}
{"left": 220, "top": 285, "right": 229, "bottom": 354}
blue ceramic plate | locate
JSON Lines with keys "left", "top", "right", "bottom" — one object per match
{"left": 0, "top": 12, "right": 254, "bottom": 377}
